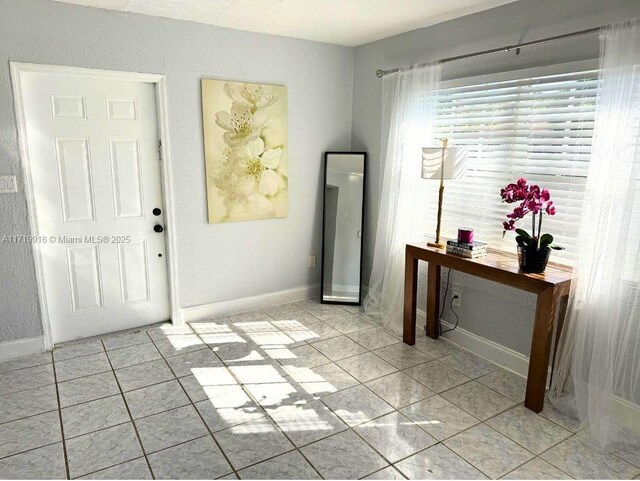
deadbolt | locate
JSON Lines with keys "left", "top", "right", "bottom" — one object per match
{"left": 153, "top": 208, "right": 162, "bottom": 216}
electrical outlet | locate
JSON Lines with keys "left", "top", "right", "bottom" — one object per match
{"left": 451, "top": 291, "right": 462, "bottom": 308}
{"left": 0, "top": 175, "right": 17, "bottom": 194}
{"left": 308, "top": 255, "right": 316, "bottom": 268}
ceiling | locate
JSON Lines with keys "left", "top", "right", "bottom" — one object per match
{"left": 49, "top": 0, "right": 519, "bottom": 46}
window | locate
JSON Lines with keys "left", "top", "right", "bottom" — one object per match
{"left": 431, "top": 67, "right": 598, "bottom": 262}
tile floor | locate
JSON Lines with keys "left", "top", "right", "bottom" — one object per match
{"left": 1, "top": 299, "right": 639, "bottom": 480}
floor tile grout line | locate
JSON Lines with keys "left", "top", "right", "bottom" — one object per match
{"left": 0, "top": 378, "right": 57, "bottom": 398}
{"left": 7, "top": 302, "right": 588, "bottom": 479}
{"left": 0, "top": 439, "right": 65, "bottom": 462}
{"left": 398, "top": 365, "right": 523, "bottom": 409}
{"left": 359, "top": 465, "right": 408, "bottom": 480}
{"left": 55, "top": 347, "right": 196, "bottom": 387}
{"left": 58, "top": 387, "right": 121, "bottom": 411}
{"left": 499, "top": 453, "right": 576, "bottom": 480}
{"left": 170, "top": 387, "right": 242, "bottom": 468}
{"left": 188, "top": 312, "right": 357, "bottom": 479}
{"left": 0, "top": 359, "right": 53, "bottom": 376}
{"left": 60, "top": 418, "right": 134, "bottom": 441}
{"left": 189, "top": 303, "right": 524, "bottom": 471}
{"left": 437, "top": 421, "right": 536, "bottom": 479}
{"left": 5, "top": 381, "right": 193, "bottom": 433}
{"left": 532, "top": 432, "right": 594, "bottom": 479}
{"left": 56, "top": 329, "right": 210, "bottom": 381}
{"left": 186, "top": 303, "right": 552, "bottom": 475}
{"left": 609, "top": 452, "right": 640, "bottom": 473}
{"left": 68, "top": 455, "right": 149, "bottom": 480}
{"left": 131, "top": 312, "right": 632, "bottom": 476}
{"left": 0, "top": 389, "right": 61, "bottom": 426}
{"left": 62, "top": 366, "right": 179, "bottom": 409}
{"left": 100, "top": 339, "right": 157, "bottom": 481}
{"left": 536, "top": 408, "right": 582, "bottom": 433}
{"left": 55, "top": 367, "right": 114, "bottom": 384}
{"left": 50, "top": 352, "right": 71, "bottom": 480}
{"left": 60, "top": 380, "right": 218, "bottom": 437}
{"left": 400, "top": 392, "right": 578, "bottom": 477}
{"left": 306, "top": 362, "right": 559, "bottom": 478}
{"left": 52, "top": 347, "right": 107, "bottom": 364}
{"left": 483, "top": 408, "right": 575, "bottom": 451}
{"left": 313, "top": 393, "right": 443, "bottom": 470}
{"left": 53, "top": 321, "right": 166, "bottom": 352}
{"left": 186, "top": 324, "right": 269, "bottom": 479}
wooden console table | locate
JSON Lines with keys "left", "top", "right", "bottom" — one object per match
{"left": 403, "top": 242, "right": 574, "bottom": 412}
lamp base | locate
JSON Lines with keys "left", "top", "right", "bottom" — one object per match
{"left": 427, "top": 241, "right": 445, "bottom": 249}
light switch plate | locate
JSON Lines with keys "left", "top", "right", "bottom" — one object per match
{"left": 0, "top": 175, "right": 17, "bottom": 194}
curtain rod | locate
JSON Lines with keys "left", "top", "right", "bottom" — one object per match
{"left": 375, "top": 26, "right": 602, "bottom": 78}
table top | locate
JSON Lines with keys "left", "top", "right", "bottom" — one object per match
{"left": 407, "top": 242, "right": 574, "bottom": 294}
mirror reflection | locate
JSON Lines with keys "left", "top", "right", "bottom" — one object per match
{"left": 321, "top": 152, "right": 366, "bottom": 304}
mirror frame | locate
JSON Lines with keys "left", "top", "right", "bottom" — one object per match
{"left": 320, "top": 151, "right": 367, "bottom": 306}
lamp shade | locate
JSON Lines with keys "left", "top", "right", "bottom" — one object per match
{"left": 421, "top": 146, "right": 468, "bottom": 180}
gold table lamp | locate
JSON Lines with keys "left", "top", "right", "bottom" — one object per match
{"left": 421, "top": 139, "right": 467, "bottom": 248}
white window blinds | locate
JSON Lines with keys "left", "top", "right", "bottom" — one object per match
{"left": 430, "top": 69, "right": 599, "bottom": 262}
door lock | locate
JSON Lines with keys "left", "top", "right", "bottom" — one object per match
{"left": 153, "top": 208, "right": 162, "bottom": 216}
{"left": 154, "top": 224, "right": 164, "bottom": 233}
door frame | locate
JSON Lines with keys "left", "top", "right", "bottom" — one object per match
{"left": 10, "top": 62, "right": 182, "bottom": 350}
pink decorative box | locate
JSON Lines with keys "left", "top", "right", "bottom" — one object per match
{"left": 457, "top": 228, "right": 474, "bottom": 244}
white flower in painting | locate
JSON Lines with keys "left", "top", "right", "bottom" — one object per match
{"left": 234, "top": 138, "right": 282, "bottom": 197}
{"left": 224, "top": 83, "right": 279, "bottom": 110}
{"left": 215, "top": 102, "right": 268, "bottom": 146}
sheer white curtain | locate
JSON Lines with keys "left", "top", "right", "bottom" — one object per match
{"left": 364, "top": 63, "right": 441, "bottom": 335}
{"left": 550, "top": 19, "right": 640, "bottom": 451}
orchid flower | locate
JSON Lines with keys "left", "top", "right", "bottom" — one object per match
{"left": 500, "top": 178, "right": 563, "bottom": 251}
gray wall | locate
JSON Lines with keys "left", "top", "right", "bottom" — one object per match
{"left": 0, "top": 0, "right": 354, "bottom": 342}
{"left": 3, "top": 0, "right": 640, "bottom": 352}
{"left": 352, "top": 0, "right": 640, "bottom": 355}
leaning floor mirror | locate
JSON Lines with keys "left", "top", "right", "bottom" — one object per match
{"left": 321, "top": 152, "right": 366, "bottom": 305}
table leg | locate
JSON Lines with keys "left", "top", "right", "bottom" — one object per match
{"left": 403, "top": 247, "right": 418, "bottom": 345}
{"left": 425, "top": 262, "right": 441, "bottom": 339}
{"left": 525, "top": 287, "right": 559, "bottom": 412}
{"left": 549, "top": 294, "right": 569, "bottom": 387}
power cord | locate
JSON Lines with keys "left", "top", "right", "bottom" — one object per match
{"left": 440, "top": 294, "right": 460, "bottom": 335}
{"left": 424, "top": 267, "right": 460, "bottom": 336}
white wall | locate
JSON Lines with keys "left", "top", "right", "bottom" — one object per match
{"left": 0, "top": 0, "right": 354, "bottom": 342}
{"left": 351, "top": 0, "right": 640, "bottom": 354}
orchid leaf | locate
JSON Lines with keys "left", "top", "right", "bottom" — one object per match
{"left": 550, "top": 245, "right": 565, "bottom": 250}
{"left": 515, "top": 228, "right": 531, "bottom": 241}
{"left": 539, "top": 233, "right": 554, "bottom": 248}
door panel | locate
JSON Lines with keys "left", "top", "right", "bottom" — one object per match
{"left": 55, "top": 137, "right": 96, "bottom": 223}
{"left": 109, "top": 139, "right": 144, "bottom": 219}
{"left": 118, "top": 240, "right": 150, "bottom": 304}
{"left": 66, "top": 245, "right": 103, "bottom": 312}
{"left": 51, "top": 94, "right": 87, "bottom": 120}
{"left": 20, "top": 70, "right": 170, "bottom": 343}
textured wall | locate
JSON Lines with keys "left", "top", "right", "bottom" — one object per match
{"left": 352, "top": 0, "right": 640, "bottom": 354}
{"left": 0, "top": 0, "right": 354, "bottom": 342}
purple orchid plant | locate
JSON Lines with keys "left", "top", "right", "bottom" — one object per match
{"left": 501, "top": 178, "right": 564, "bottom": 251}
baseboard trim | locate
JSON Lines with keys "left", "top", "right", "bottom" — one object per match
{"left": 0, "top": 336, "right": 45, "bottom": 362}
{"left": 612, "top": 394, "right": 640, "bottom": 435}
{"left": 416, "top": 308, "right": 534, "bottom": 378}
{"left": 182, "top": 284, "right": 321, "bottom": 322}
{"left": 414, "top": 310, "right": 640, "bottom": 430}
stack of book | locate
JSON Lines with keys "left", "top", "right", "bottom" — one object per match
{"left": 446, "top": 240, "right": 488, "bottom": 259}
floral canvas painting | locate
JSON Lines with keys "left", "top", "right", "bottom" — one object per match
{"left": 201, "top": 79, "right": 288, "bottom": 223}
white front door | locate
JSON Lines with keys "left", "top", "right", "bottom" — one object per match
{"left": 18, "top": 70, "right": 170, "bottom": 343}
